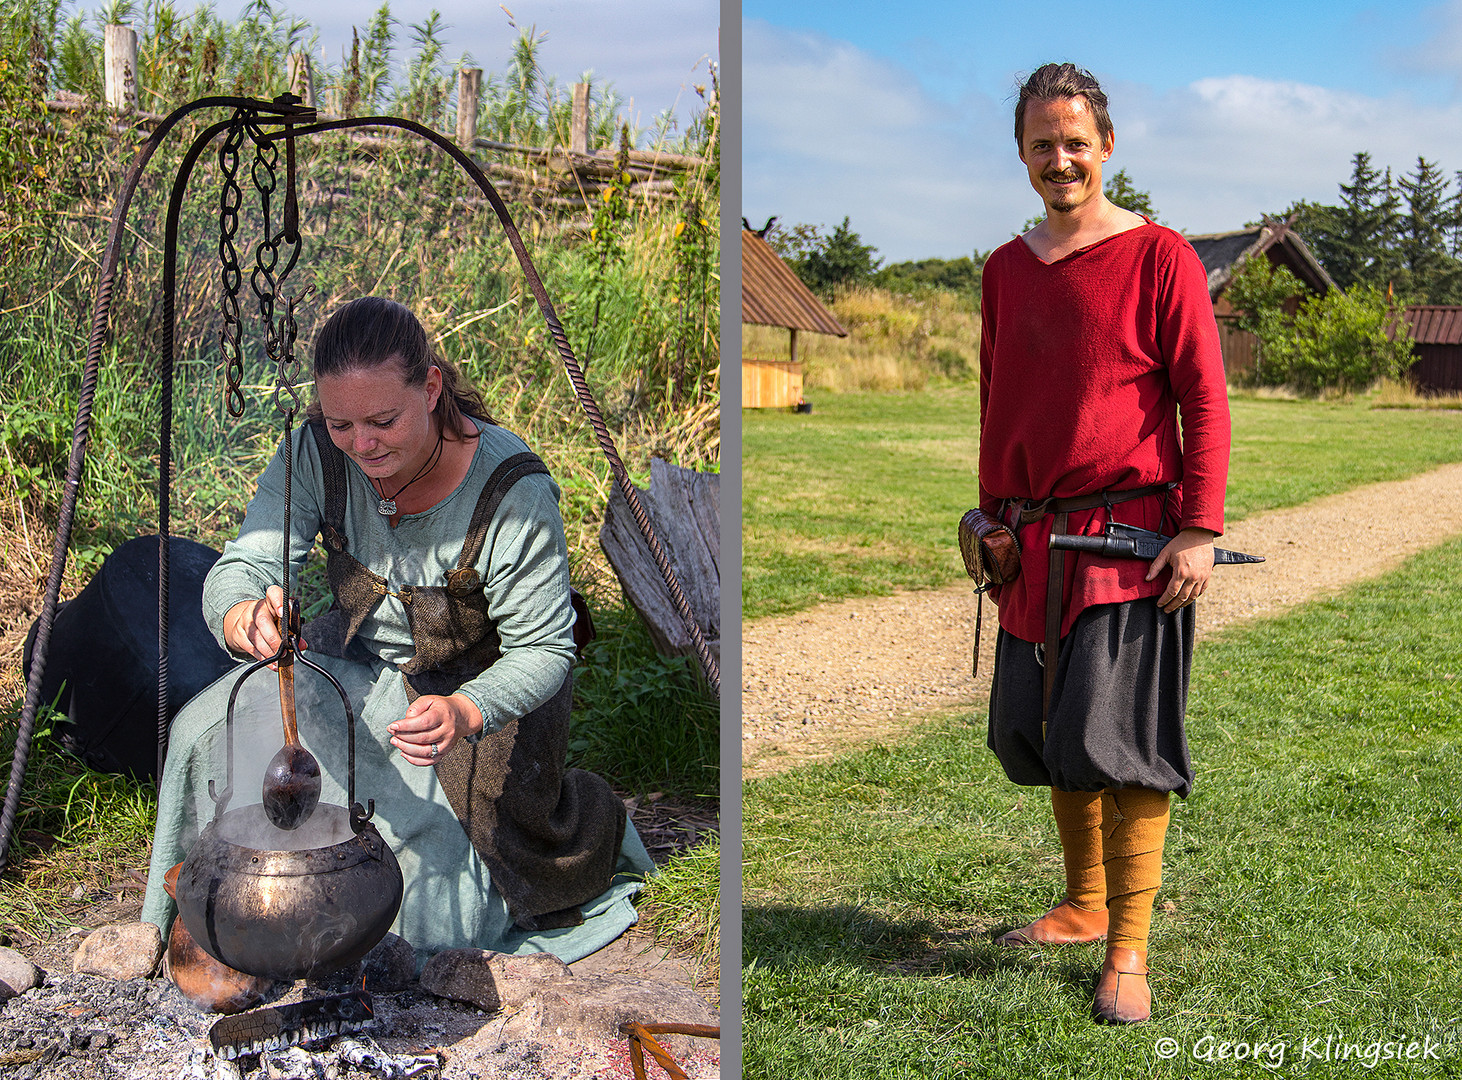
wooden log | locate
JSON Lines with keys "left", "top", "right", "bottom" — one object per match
{"left": 599, "top": 459, "right": 719, "bottom": 663}
{"left": 457, "top": 68, "right": 482, "bottom": 150}
{"left": 570, "top": 82, "right": 591, "bottom": 154}
{"left": 287, "top": 52, "right": 314, "bottom": 106}
{"left": 103, "top": 24, "right": 138, "bottom": 110}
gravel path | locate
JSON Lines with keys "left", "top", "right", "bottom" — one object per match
{"left": 742, "top": 462, "right": 1462, "bottom": 778}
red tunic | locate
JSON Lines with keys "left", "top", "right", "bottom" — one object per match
{"left": 978, "top": 222, "right": 1231, "bottom": 643}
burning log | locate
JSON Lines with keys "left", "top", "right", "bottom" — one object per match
{"left": 208, "top": 990, "right": 375, "bottom": 1060}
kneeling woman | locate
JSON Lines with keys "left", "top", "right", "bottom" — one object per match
{"left": 142, "top": 296, "right": 651, "bottom": 969}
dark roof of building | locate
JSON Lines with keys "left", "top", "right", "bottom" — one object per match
{"left": 1185, "top": 221, "right": 1335, "bottom": 300}
{"left": 1401, "top": 306, "right": 1462, "bottom": 345}
{"left": 741, "top": 230, "right": 848, "bottom": 336}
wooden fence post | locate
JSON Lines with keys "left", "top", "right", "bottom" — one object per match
{"left": 456, "top": 68, "right": 481, "bottom": 149}
{"left": 287, "top": 52, "right": 314, "bottom": 106}
{"left": 570, "top": 82, "right": 590, "bottom": 154}
{"left": 103, "top": 24, "right": 138, "bottom": 110}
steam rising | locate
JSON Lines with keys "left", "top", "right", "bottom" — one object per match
{"left": 216, "top": 803, "right": 355, "bottom": 852}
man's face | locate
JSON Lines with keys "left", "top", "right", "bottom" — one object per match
{"left": 1018, "top": 96, "right": 1113, "bottom": 216}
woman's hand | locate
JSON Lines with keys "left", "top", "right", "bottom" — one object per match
{"left": 389, "top": 694, "right": 484, "bottom": 767}
{"left": 221, "top": 586, "right": 300, "bottom": 664}
{"left": 1146, "top": 527, "right": 1216, "bottom": 613}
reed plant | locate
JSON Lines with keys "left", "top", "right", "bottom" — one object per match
{"left": 0, "top": 0, "right": 720, "bottom": 917}
{"left": 0, "top": 0, "right": 719, "bottom": 588}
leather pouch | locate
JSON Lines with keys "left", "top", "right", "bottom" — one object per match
{"left": 958, "top": 508, "right": 1022, "bottom": 587}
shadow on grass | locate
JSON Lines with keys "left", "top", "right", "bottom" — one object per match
{"left": 744, "top": 902, "right": 1103, "bottom": 993}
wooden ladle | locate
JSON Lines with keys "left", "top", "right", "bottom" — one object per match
{"left": 260, "top": 598, "right": 320, "bottom": 830}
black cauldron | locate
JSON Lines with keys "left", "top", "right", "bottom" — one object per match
{"left": 174, "top": 633, "right": 403, "bottom": 980}
{"left": 174, "top": 802, "right": 402, "bottom": 980}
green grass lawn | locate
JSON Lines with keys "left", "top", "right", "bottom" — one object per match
{"left": 742, "top": 538, "right": 1462, "bottom": 1078}
{"left": 743, "top": 389, "right": 1462, "bottom": 620}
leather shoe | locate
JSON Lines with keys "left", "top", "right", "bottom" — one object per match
{"left": 1092, "top": 946, "right": 1150, "bottom": 1024}
{"left": 996, "top": 898, "right": 1108, "bottom": 946}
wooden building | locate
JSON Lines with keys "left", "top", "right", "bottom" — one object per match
{"left": 1397, "top": 306, "right": 1462, "bottom": 393}
{"left": 741, "top": 229, "right": 847, "bottom": 408}
{"left": 1185, "top": 220, "right": 1334, "bottom": 378}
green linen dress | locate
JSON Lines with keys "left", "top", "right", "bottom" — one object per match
{"left": 140, "top": 419, "right": 653, "bottom": 965}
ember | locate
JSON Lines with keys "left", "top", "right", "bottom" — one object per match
{"left": 209, "top": 990, "right": 375, "bottom": 1059}
{"left": 0, "top": 941, "right": 720, "bottom": 1080}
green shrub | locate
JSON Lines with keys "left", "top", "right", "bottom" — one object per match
{"left": 1227, "top": 257, "right": 1413, "bottom": 394}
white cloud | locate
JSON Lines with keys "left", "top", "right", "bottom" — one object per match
{"left": 745, "top": 22, "right": 1462, "bottom": 261}
{"left": 743, "top": 20, "right": 1027, "bottom": 262}
{"left": 1118, "top": 76, "right": 1462, "bottom": 234}
{"left": 1393, "top": 0, "right": 1462, "bottom": 86}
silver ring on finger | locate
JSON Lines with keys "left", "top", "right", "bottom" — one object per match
{"left": 431, "top": 741, "right": 440, "bottom": 759}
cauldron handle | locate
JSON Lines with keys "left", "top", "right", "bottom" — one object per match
{"left": 214, "top": 648, "right": 286, "bottom": 819}
{"left": 213, "top": 639, "right": 371, "bottom": 830}
{"left": 294, "top": 648, "right": 371, "bottom": 829}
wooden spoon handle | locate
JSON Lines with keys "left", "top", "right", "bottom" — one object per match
{"left": 278, "top": 652, "right": 300, "bottom": 748}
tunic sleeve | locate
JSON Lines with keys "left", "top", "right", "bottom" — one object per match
{"left": 977, "top": 253, "right": 1000, "bottom": 517}
{"left": 1158, "top": 242, "right": 1231, "bottom": 535}
{"left": 451, "top": 472, "right": 577, "bottom": 734}
{"left": 201, "top": 426, "right": 326, "bottom": 656}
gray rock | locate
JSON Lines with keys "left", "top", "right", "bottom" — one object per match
{"left": 420, "top": 948, "right": 717, "bottom": 1054}
{"left": 306, "top": 932, "right": 417, "bottom": 994}
{"left": 418, "top": 949, "right": 571, "bottom": 1012}
{"left": 71, "top": 921, "right": 162, "bottom": 981}
{"left": 362, "top": 933, "right": 417, "bottom": 991}
{"left": 535, "top": 972, "right": 718, "bottom": 1043}
{"left": 0, "top": 946, "right": 40, "bottom": 1000}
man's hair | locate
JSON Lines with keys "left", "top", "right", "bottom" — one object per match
{"left": 1014, "top": 63, "right": 1113, "bottom": 148}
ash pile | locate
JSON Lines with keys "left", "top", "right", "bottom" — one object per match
{"left": 0, "top": 931, "right": 719, "bottom": 1079}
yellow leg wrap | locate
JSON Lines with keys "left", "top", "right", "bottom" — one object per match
{"left": 1050, "top": 788, "right": 1106, "bottom": 912}
{"left": 1101, "top": 787, "right": 1171, "bottom": 950}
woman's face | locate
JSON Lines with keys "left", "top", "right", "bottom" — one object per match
{"left": 315, "top": 360, "right": 442, "bottom": 483}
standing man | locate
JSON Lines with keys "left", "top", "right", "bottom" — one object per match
{"left": 978, "top": 63, "right": 1231, "bottom": 1024}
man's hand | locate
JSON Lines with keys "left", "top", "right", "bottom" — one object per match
{"left": 388, "top": 694, "right": 484, "bottom": 767}
{"left": 1146, "top": 527, "right": 1216, "bottom": 613}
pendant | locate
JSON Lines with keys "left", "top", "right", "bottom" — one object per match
{"left": 377, "top": 498, "right": 397, "bottom": 516}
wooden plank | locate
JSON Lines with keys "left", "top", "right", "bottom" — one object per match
{"left": 571, "top": 83, "right": 590, "bottom": 154}
{"left": 103, "top": 24, "right": 138, "bottom": 110}
{"left": 287, "top": 52, "right": 314, "bottom": 106}
{"left": 741, "top": 359, "right": 802, "bottom": 408}
{"left": 599, "top": 460, "right": 719, "bottom": 662}
{"left": 457, "top": 68, "right": 482, "bottom": 151}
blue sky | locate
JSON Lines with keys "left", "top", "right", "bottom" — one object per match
{"left": 743, "top": 0, "right": 1462, "bottom": 262}
{"left": 80, "top": 0, "right": 718, "bottom": 142}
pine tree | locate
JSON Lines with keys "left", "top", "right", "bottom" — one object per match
{"left": 1322, "top": 152, "right": 1392, "bottom": 290}
{"left": 1397, "top": 156, "right": 1451, "bottom": 302}
{"left": 1103, "top": 168, "right": 1157, "bottom": 219}
{"left": 1449, "top": 172, "right": 1462, "bottom": 259}
{"left": 799, "top": 217, "right": 880, "bottom": 297}
{"left": 1374, "top": 167, "right": 1407, "bottom": 295}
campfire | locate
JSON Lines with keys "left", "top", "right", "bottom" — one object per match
{"left": 0, "top": 935, "right": 720, "bottom": 1079}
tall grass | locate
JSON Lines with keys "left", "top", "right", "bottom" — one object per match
{"left": 0, "top": 0, "right": 719, "bottom": 917}
{"left": 744, "top": 285, "right": 979, "bottom": 393}
{"left": 0, "top": 0, "right": 719, "bottom": 598}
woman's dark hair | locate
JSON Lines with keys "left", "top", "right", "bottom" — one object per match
{"left": 309, "top": 296, "right": 494, "bottom": 434}
{"left": 1014, "top": 62, "right": 1113, "bottom": 149}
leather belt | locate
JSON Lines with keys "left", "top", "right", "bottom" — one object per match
{"left": 1005, "top": 483, "right": 1175, "bottom": 739}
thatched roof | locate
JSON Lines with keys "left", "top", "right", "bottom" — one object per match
{"left": 740, "top": 230, "right": 847, "bottom": 336}
{"left": 1186, "top": 220, "right": 1334, "bottom": 300}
